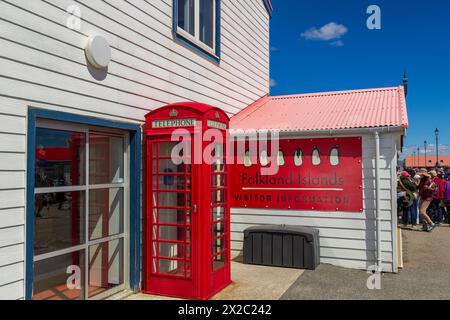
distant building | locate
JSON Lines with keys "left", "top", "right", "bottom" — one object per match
{"left": 404, "top": 155, "right": 450, "bottom": 168}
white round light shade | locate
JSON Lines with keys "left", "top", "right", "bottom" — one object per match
{"left": 85, "top": 35, "right": 111, "bottom": 69}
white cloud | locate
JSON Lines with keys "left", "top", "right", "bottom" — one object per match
{"left": 330, "top": 40, "right": 344, "bottom": 47}
{"left": 270, "top": 46, "right": 279, "bottom": 52}
{"left": 301, "top": 22, "right": 348, "bottom": 41}
{"left": 270, "top": 79, "right": 277, "bottom": 87}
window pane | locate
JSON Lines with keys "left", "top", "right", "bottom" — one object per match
{"left": 157, "top": 192, "right": 188, "bottom": 207}
{"left": 157, "top": 242, "right": 190, "bottom": 259}
{"left": 213, "top": 252, "right": 226, "bottom": 272}
{"left": 34, "top": 192, "right": 85, "bottom": 256}
{"left": 211, "top": 189, "right": 226, "bottom": 204}
{"left": 89, "top": 188, "right": 124, "bottom": 241}
{"left": 33, "top": 251, "right": 85, "bottom": 300}
{"left": 177, "top": 0, "right": 195, "bottom": 36}
{"left": 35, "top": 128, "right": 86, "bottom": 187}
{"left": 158, "top": 208, "right": 189, "bottom": 225}
{"left": 199, "top": 0, "right": 214, "bottom": 47}
{"left": 88, "top": 239, "right": 124, "bottom": 298}
{"left": 157, "top": 225, "right": 187, "bottom": 242}
{"left": 212, "top": 206, "right": 225, "bottom": 222}
{"left": 158, "top": 259, "right": 189, "bottom": 277}
{"left": 89, "top": 133, "right": 124, "bottom": 185}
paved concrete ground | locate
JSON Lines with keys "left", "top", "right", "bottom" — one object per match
{"left": 282, "top": 226, "right": 450, "bottom": 300}
{"left": 126, "top": 257, "right": 303, "bottom": 300}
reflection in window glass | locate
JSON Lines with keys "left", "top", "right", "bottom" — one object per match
{"left": 34, "top": 192, "right": 85, "bottom": 256}
{"left": 177, "top": 0, "right": 195, "bottom": 35}
{"left": 35, "top": 128, "right": 86, "bottom": 187}
{"left": 88, "top": 239, "right": 124, "bottom": 298}
{"left": 89, "top": 133, "right": 124, "bottom": 185}
{"left": 158, "top": 242, "right": 190, "bottom": 259}
{"left": 89, "top": 188, "right": 124, "bottom": 241}
{"left": 158, "top": 208, "right": 188, "bottom": 225}
{"left": 199, "top": 0, "right": 214, "bottom": 47}
{"left": 157, "top": 226, "right": 187, "bottom": 242}
{"left": 33, "top": 251, "right": 85, "bottom": 300}
{"left": 158, "top": 259, "right": 189, "bottom": 277}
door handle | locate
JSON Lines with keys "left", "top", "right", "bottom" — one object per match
{"left": 193, "top": 204, "right": 197, "bottom": 214}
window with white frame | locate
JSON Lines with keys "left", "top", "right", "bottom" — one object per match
{"left": 175, "top": 0, "right": 219, "bottom": 58}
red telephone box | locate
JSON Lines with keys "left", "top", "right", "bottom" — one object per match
{"left": 143, "top": 102, "right": 231, "bottom": 300}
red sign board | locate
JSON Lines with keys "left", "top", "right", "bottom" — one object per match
{"left": 231, "top": 137, "right": 363, "bottom": 212}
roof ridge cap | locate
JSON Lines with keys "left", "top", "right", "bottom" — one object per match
{"left": 269, "top": 86, "right": 400, "bottom": 100}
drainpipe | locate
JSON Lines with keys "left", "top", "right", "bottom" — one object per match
{"left": 374, "top": 131, "right": 383, "bottom": 272}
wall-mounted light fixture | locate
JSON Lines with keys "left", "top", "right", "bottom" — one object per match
{"left": 85, "top": 35, "right": 111, "bottom": 69}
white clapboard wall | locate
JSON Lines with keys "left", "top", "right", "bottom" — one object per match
{"left": 231, "top": 133, "right": 400, "bottom": 273}
{"left": 0, "top": 0, "right": 270, "bottom": 299}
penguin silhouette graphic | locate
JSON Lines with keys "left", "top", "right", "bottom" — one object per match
{"left": 294, "top": 149, "right": 303, "bottom": 167}
{"left": 312, "top": 146, "right": 321, "bottom": 166}
{"left": 244, "top": 149, "right": 252, "bottom": 167}
{"left": 277, "top": 150, "right": 285, "bottom": 166}
{"left": 330, "top": 146, "right": 340, "bottom": 166}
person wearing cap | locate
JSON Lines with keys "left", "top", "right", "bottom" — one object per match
{"left": 418, "top": 169, "right": 437, "bottom": 232}
{"left": 430, "top": 171, "right": 446, "bottom": 224}
{"left": 398, "top": 171, "right": 418, "bottom": 227}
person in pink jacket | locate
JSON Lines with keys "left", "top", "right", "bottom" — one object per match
{"left": 444, "top": 176, "right": 450, "bottom": 224}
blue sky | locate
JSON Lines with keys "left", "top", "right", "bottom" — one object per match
{"left": 269, "top": 0, "right": 450, "bottom": 159}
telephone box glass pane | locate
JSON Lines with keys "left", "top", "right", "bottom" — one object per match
{"left": 158, "top": 208, "right": 188, "bottom": 225}
{"left": 158, "top": 259, "right": 189, "bottom": 277}
{"left": 213, "top": 252, "right": 226, "bottom": 272}
{"left": 35, "top": 128, "right": 86, "bottom": 187}
{"left": 158, "top": 243, "right": 189, "bottom": 259}
{"left": 157, "top": 192, "right": 188, "bottom": 207}
{"left": 212, "top": 206, "right": 225, "bottom": 222}
{"left": 158, "top": 226, "right": 187, "bottom": 241}
{"left": 211, "top": 189, "right": 226, "bottom": 204}
{"left": 211, "top": 174, "right": 226, "bottom": 187}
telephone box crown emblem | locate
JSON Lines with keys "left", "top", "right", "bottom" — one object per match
{"left": 169, "top": 109, "right": 179, "bottom": 117}
{"left": 215, "top": 112, "right": 220, "bottom": 119}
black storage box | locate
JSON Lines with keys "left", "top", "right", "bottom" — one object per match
{"left": 243, "top": 225, "right": 320, "bottom": 270}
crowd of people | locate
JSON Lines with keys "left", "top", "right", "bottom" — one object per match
{"left": 397, "top": 167, "right": 450, "bottom": 232}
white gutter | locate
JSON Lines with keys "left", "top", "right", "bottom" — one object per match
{"left": 229, "top": 126, "right": 406, "bottom": 138}
{"left": 374, "top": 131, "right": 383, "bottom": 272}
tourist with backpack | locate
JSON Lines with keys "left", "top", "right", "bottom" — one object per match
{"left": 398, "top": 171, "right": 418, "bottom": 227}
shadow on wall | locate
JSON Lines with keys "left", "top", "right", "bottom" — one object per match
{"left": 86, "top": 52, "right": 108, "bottom": 81}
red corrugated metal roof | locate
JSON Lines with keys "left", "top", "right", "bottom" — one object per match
{"left": 231, "top": 86, "right": 409, "bottom": 132}
{"left": 405, "top": 155, "right": 450, "bottom": 168}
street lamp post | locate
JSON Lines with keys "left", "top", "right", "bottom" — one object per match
{"left": 435, "top": 128, "right": 440, "bottom": 168}
{"left": 417, "top": 147, "right": 420, "bottom": 167}
{"left": 424, "top": 141, "right": 427, "bottom": 169}
{"left": 413, "top": 151, "right": 416, "bottom": 167}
